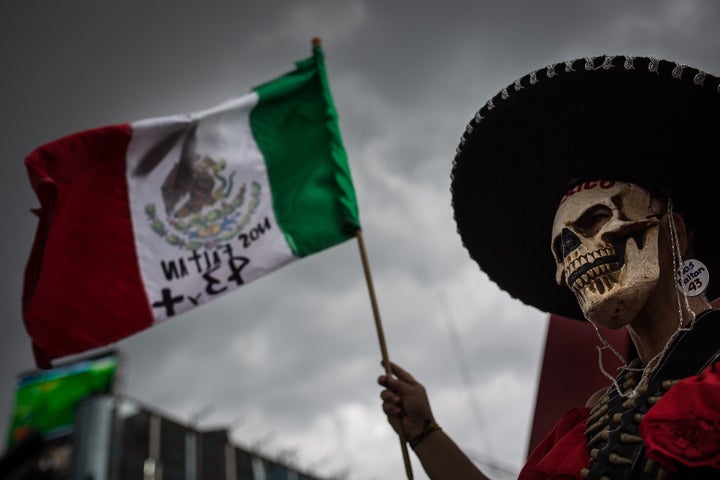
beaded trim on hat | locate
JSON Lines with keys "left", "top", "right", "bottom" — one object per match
{"left": 454, "top": 54, "right": 720, "bottom": 157}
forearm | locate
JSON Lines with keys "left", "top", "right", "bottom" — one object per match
{"left": 411, "top": 430, "right": 491, "bottom": 480}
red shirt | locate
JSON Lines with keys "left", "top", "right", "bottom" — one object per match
{"left": 518, "top": 361, "right": 720, "bottom": 479}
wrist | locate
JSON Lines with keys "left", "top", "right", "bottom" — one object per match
{"left": 408, "top": 419, "right": 442, "bottom": 449}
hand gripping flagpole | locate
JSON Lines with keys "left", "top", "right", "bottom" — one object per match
{"left": 355, "top": 229, "right": 414, "bottom": 479}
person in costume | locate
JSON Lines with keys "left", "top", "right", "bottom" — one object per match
{"left": 378, "top": 55, "right": 720, "bottom": 479}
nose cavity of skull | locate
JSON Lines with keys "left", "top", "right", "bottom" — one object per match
{"left": 560, "top": 228, "right": 581, "bottom": 257}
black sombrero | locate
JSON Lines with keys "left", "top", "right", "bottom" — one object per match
{"left": 451, "top": 55, "right": 720, "bottom": 321}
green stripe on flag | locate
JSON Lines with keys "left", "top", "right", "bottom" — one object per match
{"left": 250, "top": 43, "right": 360, "bottom": 257}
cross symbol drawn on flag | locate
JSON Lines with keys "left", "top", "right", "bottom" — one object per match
{"left": 152, "top": 251, "right": 252, "bottom": 317}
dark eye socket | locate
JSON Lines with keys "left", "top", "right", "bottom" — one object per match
{"left": 552, "top": 235, "right": 564, "bottom": 263}
{"left": 574, "top": 205, "right": 612, "bottom": 236}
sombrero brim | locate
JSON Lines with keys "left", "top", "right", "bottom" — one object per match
{"left": 451, "top": 55, "right": 720, "bottom": 321}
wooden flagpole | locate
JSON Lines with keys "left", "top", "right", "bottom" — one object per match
{"left": 355, "top": 229, "right": 414, "bottom": 479}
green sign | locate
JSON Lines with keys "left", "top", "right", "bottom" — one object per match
{"left": 7, "top": 351, "right": 118, "bottom": 447}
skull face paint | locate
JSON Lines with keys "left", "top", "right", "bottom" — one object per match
{"left": 551, "top": 181, "right": 666, "bottom": 327}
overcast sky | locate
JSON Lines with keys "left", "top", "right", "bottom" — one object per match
{"left": 2, "top": 2, "right": 720, "bottom": 479}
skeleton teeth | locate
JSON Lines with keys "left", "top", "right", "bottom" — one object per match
{"left": 569, "top": 256, "right": 623, "bottom": 294}
{"left": 566, "top": 245, "right": 626, "bottom": 296}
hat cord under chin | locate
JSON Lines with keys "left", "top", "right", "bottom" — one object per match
{"left": 589, "top": 199, "right": 698, "bottom": 398}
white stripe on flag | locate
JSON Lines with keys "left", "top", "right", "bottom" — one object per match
{"left": 126, "top": 93, "right": 295, "bottom": 323}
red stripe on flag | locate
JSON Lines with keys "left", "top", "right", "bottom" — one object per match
{"left": 24, "top": 125, "right": 153, "bottom": 367}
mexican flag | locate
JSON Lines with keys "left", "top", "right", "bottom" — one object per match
{"left": 23, "top": 40, "right": 360, "bottom": 367}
